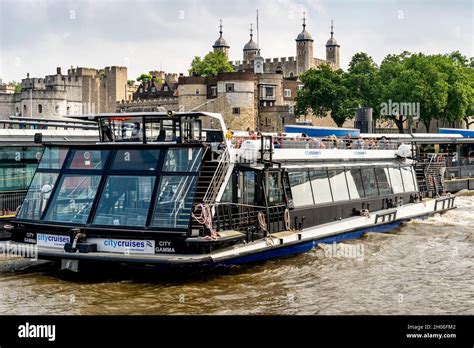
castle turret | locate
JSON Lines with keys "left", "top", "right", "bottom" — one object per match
{"left": 213, "top": 19, "right": 230, "bottom": 59}
{"left": 243, "top": 24, "right": 259, "bottom": 62}
{"left": 326, "top": 20, "right": 340, "bottom": 69}
{"left": 295, "top": 12, "right": 314, "bottom": 75}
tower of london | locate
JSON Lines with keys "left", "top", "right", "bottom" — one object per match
{"left": 213, "top": 14, "right": 341, "bottom": 77}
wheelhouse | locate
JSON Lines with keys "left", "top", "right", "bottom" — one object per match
{"left": 16, "top": 144, "right": 205, "bottom": 234}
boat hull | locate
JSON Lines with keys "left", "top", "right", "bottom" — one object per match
{"left": 2, "top": 196, "right": 455, "bottom": 271}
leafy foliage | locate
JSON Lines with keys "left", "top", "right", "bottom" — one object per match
{"left": 189, "top": 51, "right": 234, "bottom": 77}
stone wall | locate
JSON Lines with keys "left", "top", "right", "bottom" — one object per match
{"left": 0, "top": 94, "right": 15, "bottom": 120}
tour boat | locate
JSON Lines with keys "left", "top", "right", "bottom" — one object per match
{"left": 5, "top": 112, "right": 456, "bottom": 271}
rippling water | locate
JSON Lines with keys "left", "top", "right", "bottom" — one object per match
{"left": 1, "top": 193, "right": 473, "bottom": 315}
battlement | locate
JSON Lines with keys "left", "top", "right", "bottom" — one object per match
{"left": 229, "top": 57, "right": 296, "bottom": 68}
{"left": 149, "top": 71, "right": 179, "bottom": 83}
{"left": 104, "top": 66, "right": 127, "bottom": 73}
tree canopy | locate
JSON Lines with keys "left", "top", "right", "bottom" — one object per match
{"left": 136, "top": 73, "right": 152, "bottom": 82}
{"left": 296, "top": 64, "right": 357, "bottom": 127}
{"left": 295, "top": 51, "right": 473, "bottom": 132}
{"left": 189, "top": 51, "right": 234, "bottom": 77}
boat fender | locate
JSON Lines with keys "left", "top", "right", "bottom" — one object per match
{"left": 258, "top": 211, "right": 267, "bottom": 232}
{"left": 284, "top": 209, "right": 291, "bottom": 231}
{"left": 360, "top": 209, "right": 370, "bottom": 217}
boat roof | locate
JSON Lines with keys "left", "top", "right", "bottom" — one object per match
{"left": 67, "top": 111, "right": 224, "bottom": 121}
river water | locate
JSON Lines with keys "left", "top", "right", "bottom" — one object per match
{"left": 0, "top": 193, "right": 472, "bottom": 315}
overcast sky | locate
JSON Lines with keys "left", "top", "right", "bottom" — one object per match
{"left": 0, "top": 0, "right": 472, "bottom": 82}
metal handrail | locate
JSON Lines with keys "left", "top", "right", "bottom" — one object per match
{"left": 203, "top": 147, "right": 230, "bottom": 204}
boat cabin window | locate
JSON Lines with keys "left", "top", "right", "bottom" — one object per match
{"left": 288, "top": 171, "right": 314, "bottom": 207}
{"left": 346, "top": 169, "right": 365, "bottom": 199}
{"left": 93, "top": 176, "right": 155, "bottom": 227}
{"left": 388, "top": 167, "right": 404, "bottom": 193}
{"left": 220, "top": 178, "right": 233, "bottom": 203}
{"left": 112, "top": 150, "right": 161, "bottom": 171}
{"left": 375, "top": 168, "right": 392, "bottom": 195}
{"left": 360, "top": 168, "right": 379, "bottom": 197}
{"left": 401, "top": 166, "right": 416, "bottom": 192}
{"left": 265, "top": 171, "right": 284, "bottom": 206}
{"left": 163, "top": 148, "right": 203, "bottom": 172}
{"left": 328, "top": 169, "right": 350, "bottom": 202}
{"left": 67, "top": 150, "right": 109, "bottom": 170}
{"left": 38, "top": 147, "right": 68, "bottom": 170}
{"left": 17, "top": 172, "right": 59, "bottom": 220}
{"left": 309, "top": 170, "right": 333, "bottom": 204}
{"left": 146, "top": 119, "right": 179, "bottom": 143}
{"left": 238, "top": 171, "right": 256, "bottom": 205}
{"left": 152, "top": 175, "right": 198, "bottom": 229}
{"left": 0, "top": 146, "right": 42, "bottom": 193}
{"left": 44, "top": 174, "right": 101, "bottom": 224}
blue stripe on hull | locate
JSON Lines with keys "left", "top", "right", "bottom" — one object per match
{"left": 218, "top": 219, "right": 418, "bottom": 266}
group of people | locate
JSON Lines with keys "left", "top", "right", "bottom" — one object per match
{"left": 225, "top": 128, "right": 392, "bottom": 150}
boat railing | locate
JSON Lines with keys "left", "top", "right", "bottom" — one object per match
{"left": 231, "top": 136, "right": 401, "bottom": 150}
{"left": 0, "top": 190, "right": 27, "bottom": 215}
{"left": 203, "top": 147, "right": 230, "bottom": 204}
{"left": 211, "top": 203, "right": 287, "bottom": 235}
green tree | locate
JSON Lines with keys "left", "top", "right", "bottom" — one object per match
{"left": 188, "top": 51, "right": 234, "bottom": 76}
{"left": 295, "top": 64, "right": 357, "bottom": 127}
{"left": 136, "top": 73, "right": 152, "bottom": 82}
{"left": 345, "top": 52, "right": 382, "bottom": 119}
{"left": 7, "top": 81, "right": 22, "bottom": 93}
{"left": 442, "top": 52, "right": 474, "bottom": 129}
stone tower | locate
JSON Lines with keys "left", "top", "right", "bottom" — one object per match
{"left": 213, "top": 19, "right": 230, "bottom": 59}
{"left": 243, "top": 24, "right": 259, "bottom": 62}
{"left": 295, "top": 12, "right": 314, "bottom": 75}
{"left": 326, "top": 20, "right": 340, "bottom": 69}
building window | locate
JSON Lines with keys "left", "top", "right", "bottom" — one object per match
{"left": 195, "top": 89, "right": 200, "bottom": 95}
{"left": 298, "top": 85, "right": 304, "bottom": 91}
{"left": 55, "top": 105, "right": 60, "bottom": 114}
{"left": 284, "top": 89, "right": 291, "bottom": 98}
{"left": 328, "top": 47, "right": 333, "bottom": 51}
{"left": 289, "top": 72, "right": 294, "bottom": 77}
{"left": 232, "top": 107, "right": 240, "bottom": 115}
{"left": 66, "top": 106, "right": 70, "bottom": 115}
{"left": 164, "top": 86, "right": 169, "bottom": 91}
{"left": 265, "top": 87, "right": 274, "bottom": 97}
{"left": 23, "top": 105, "right": 27, "bottom": 114}
{"left": 38, "top": 104, "right": 43, "bottom": 114}
{"left": 151, "top": 86, "right": 156, "bottom": 93}
{"left": 210, "top": 86, "right": 217, "bottom": 97}
{"left": 226, "top": 83, "right": 234, "bottom": 92}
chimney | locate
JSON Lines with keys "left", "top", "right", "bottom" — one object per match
{"left": 57, "top": 67, "right": 61, "bottom": 75}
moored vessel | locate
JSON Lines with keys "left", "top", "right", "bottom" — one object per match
{"left": 4, "top": 112, "right": 456, "bottom": 271}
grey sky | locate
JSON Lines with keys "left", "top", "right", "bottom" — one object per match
{"left": 0, "top": 0, "right": 472, "bottom": 82}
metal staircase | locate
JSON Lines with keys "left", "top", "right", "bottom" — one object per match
{"left": 415, "top": 157, "right": 446, "bottom": 197}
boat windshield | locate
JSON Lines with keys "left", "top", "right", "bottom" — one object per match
{"left": 17, "top": 145, "right": 204, "bottom": 231}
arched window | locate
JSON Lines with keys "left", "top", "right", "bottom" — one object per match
{"left": 55, "top": 105, "right": 60, "bottom": 114}
{"left": 38, "top": 104, "right": 43, "bottom": 114}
